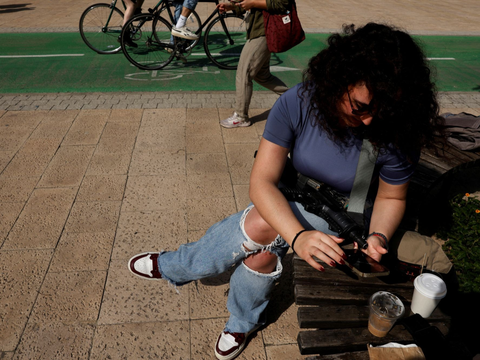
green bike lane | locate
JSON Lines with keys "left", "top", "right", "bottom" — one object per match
{"left": 1, "top": 32, "right": 479, "bottom": 93}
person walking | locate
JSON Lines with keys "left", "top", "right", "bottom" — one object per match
{"left": 218, "top": 0, "right": 290, "bottom": 128}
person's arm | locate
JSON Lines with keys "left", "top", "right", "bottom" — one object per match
{"left": 250, "top": 138, "right": 346, "bottom": 271}
{"left": 364, "top": 179, "right": 409, "bottom": 261}
{"left": 234, "top": 0, "right": 267, "bottom": 10}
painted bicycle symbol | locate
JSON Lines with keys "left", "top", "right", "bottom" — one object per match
{"left": 125, "top": 65, "right": 300, "bottom": 82}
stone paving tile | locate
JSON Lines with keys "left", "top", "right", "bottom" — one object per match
{"left": 266, "top": 344, "right": 308, "bottom": 360}
{"left": 98, "top": 259, "right": 190, "bottom": 324}
{"left": 186, "top": 133, "right": 225, "bottom": 154}
{"left": 1, "top": 139, "right": 60, "bottom": 178}
{"left": 0, "top": 175, "right": 38, "bottom": 203}
{"left": 135, "top": 122, "right": 186, "bottom": 152}
{"left": 0, "top": 151, "right": 14, "bottom": 174}
{"left": 37, "top": 145, "right": 95, "bottom": 188}
{"left": 62, "top": 110, "right": 109, "bottom": 146}
{"left": 49, "top": 231, "right": 116, "bottom": 272}
{"left": 64, "top": 201, "right": 121, "bottom": 234}
{"left": 0, "top": 111, "right": 42, "bottom": 129}
{"left": 13, "top": 323, "right": 94, "bottom": 360}
{"left": 225, "top": 143, "right": 260, "bottom": 185}
{"left": 86, "top": 151, "right": 132, "bottom": 176}
{"left": 0, "top": 249, "right": 53, "bottom": 351}
{"left": 112, "top": 209, "right": 188, "bottom": 259}
{"left": 29, "top": 270, "right": 106, "bottom": 323}
{"left": 187, "top": 173, "right": 234, "bottom": 200}
{"left": 0, "top": 202, "right": 24, "bottom": 246}
{"left": 189, "top": 272, "right": 231, "bottom": 320}
{"left": 2, "top": 188, "right": 76, "bottom": 250}
{"left": 109, "top": 108, "right": 143, "bottom": 122}
{"left": 0, "top": 127, "right": 33, "bottom": 152}
{"left": 76, "top": 174, "right": 127, "bottom": 202}
{"left": 186, "top": 152, "right": 229, "bottom": 176}
{"left": 233, "top": 184, "right": 251, "bottom": 211}
{"left": 186, "top": 196, "right": 237, "bottom": 231}
{"left": 96, "top": 121, "right": 140, "bottom": 153}
{"left": 129, "top": 148, "right": 186, "bottom": 176}
{"left": 122, "top": 176, "right": 187, "bottom": 212}
{"left": 90, "top": 321, "right": 190, "bottom": 360}
{"left": 221, "top": 123, "right": 263, "bottom": 144}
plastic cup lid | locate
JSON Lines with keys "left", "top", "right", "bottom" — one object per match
{"left": 414, "top": 273, "right": 447, "bottom": 299}
{"left": 369, "top": 291, "right": 405, "bottom": 319}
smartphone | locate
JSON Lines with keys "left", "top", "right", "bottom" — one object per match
{"left": 343, "top": 248, "right": 390, "bottom": 277}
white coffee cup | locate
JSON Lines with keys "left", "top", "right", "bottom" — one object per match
{"left": 411, "top": 273, "right": 447, "bottom": 318}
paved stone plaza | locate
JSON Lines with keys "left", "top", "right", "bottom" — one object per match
{"left": 1, "top": 0, "right": 479, "bottom": 359}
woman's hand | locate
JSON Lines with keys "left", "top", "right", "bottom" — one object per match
{"left": 357, "top": 235, "right": 388, "bottom": 262}
{"left": 293, "top": 230, "right": 346, "bottom": 272}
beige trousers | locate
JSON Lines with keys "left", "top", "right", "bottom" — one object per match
{"left": 235, "top": 36, "right": 289, "bottom": 118}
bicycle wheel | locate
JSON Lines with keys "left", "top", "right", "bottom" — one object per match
{"left": 121, "top": 14, "right": 175, "bottom": 70}
{"left": 79, "top": 3, "right": 124, "bottom": 54}
{"left": 203, "top": 13, "right": 247, "bottom": 70}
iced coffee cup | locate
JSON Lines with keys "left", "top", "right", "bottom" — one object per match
{"left": 368, "top": 291, "right": 405, "bottom": 337}
{"left": 411, "top": 273, "right": 447, "bottom": 318}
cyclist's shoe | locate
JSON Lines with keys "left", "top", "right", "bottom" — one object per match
{"left": 118, "top": 34, "right": 138, "bottom": 48}
{"left": 171, "top": 25, "right": 199, "bottom": 40}
{"left": 220, "top": 112, "right": 251, "bottom": 128}
{"left": 134, "top": 7, "right": 143, "bottom": 16}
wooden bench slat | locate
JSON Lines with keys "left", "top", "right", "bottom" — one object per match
{"left": 298, "top": 323, "right": 449, "bottom": 355}
{"left": 305, "top": 351, "right": 370, "bottom": 360}
{"left": 297, "top": 326, "right": 413, "bottom": 355}
{"left": 294, "top": 283, "right": 413, "bottom": 306}
{"left": 297, "top": 305, "right": 450, "bottom": 329}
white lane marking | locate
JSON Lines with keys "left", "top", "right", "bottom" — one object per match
{"left": 0, "top": 54, "right": 85, "bottom": 58}
{"left": 427, "top": 58, "right": 456, "bottom": 60}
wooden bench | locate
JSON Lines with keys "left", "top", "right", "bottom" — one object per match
{"left": 293, "top": 142, "right": 480, "bottom": 359}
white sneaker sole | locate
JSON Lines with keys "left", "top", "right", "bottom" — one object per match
{"left": 171, "top": 30, "right": 199, "bottom": 40}
{"left": 220, "top": 121, "right": 251, "bottom": 129}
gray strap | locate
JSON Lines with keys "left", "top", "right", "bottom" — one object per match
{"left": 347, "top": 139, "right": 378, "bottom": 224}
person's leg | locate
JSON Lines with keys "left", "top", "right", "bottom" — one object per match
{"left": 215, "top": 203, "right": 337, "bottom": 360}
{"left": 253, "top": 37, "right": 289, "bottom": 95}
{"left": 120, "top": 0, "right": 139, "bottom": 47}
{"left": 134, "top": 0, "right": 144, "bottom": 14}
{"left": 122, "top": 0, "right": 136, "bottom": 26}
{"left": 219, "top": 38, "right": 259, "bottom": 128}
{"left": 221, "top": 36, "right": 287, "bottom": 129}
{"left": 171, "top": 0, "right": 199, "bottom": 40}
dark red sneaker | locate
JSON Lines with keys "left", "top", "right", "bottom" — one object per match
{"left": 215, "top": 331, "right": 248, "bottom": 360}
{"left": 128, "top": 252, "right": 163, "bottom": 280}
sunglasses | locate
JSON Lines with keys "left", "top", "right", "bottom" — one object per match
{"left": 347, "top": 91, "right": 374, "bottom": 116}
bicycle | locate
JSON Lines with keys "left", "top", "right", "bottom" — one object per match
{"left": 79, "top": 0, "right": 201, "bottom": 54}
{"left": 120, "top": 0, "right": 247, "bottom": 70}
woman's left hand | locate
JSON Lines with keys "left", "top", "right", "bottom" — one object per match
{"left": 361, "top": 235, "right": 388, "bottom": 262}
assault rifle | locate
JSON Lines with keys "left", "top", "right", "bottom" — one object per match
{"left": 280, "top": 160, "right": 390, "bottom": 277}
{"left": 280, "top": 161, "right": 368, "bottom": 250}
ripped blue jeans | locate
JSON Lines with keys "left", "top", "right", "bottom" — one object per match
{"left": 157, "top": 202, "right": 337, "bottom": 333}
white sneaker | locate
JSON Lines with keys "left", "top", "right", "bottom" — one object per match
{"left": 171, "top": 25, "right": 199, "bottom": 40}
{"left": 220, "top": 112, "right": 251, "bottom": 128}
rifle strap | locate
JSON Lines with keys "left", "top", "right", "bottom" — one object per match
{"left": 347, "top": 139, "right": 378, "bottom": 225}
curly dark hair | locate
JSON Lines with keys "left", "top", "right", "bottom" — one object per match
{"left": 302, "top": 23, "right": 445, "bottom": 155}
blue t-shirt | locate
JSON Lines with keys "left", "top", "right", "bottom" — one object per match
{"left": 263, "top": 84, "right": 419, "bottom": 195}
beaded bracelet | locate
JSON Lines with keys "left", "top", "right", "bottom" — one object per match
{"left": 368, "top": 232, "right": 389, "bottom": 251}
{"left": 291, "top": 229, "right": 308, "bottom": 253}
